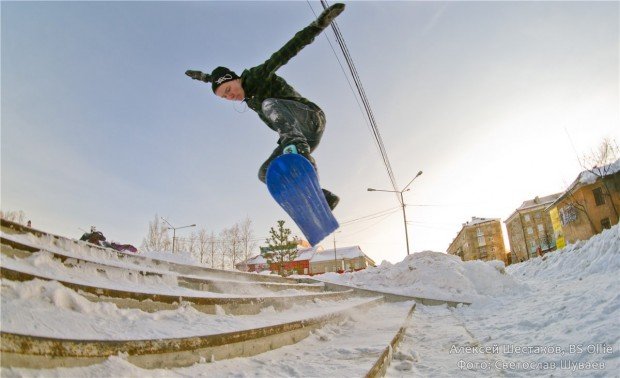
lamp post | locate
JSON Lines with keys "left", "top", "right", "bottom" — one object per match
{"left": 367, "top": 170, "right": 423, "bottom": 255}
{"left": 161, "top": 218, "right": 196, "bottom": 254}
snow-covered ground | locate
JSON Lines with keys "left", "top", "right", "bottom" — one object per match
{"left": 1, "top": 225, "right": 618, "bottom": 377}
{"left": 313, "top": 250, "right": 523, "bottom": 303}
{"left": 386, "top": 225, "right": 620, "bottom": 377}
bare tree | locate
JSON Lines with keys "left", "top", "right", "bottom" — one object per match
{"left": 240, "top": 217, "right": 258, "bottom": 265}
{"left": 221, "top": 224, "right": 242, "bottom": 270}
{"left": 581, "top": 137, "right": 619, "bottom": 170}
{"left": 197, "top": 228, "right": 210, "bottom": 265}
{"left": 141, "top": 214, "right": 171, "bottom": 252}
{"left": 207, "top": 231, "right": 216, "bottom": 268}
{"left": 185, "top": 231, "right": 197, "bottom": 257}
{"left": 218, "top": 228, "right": 229, "bottom": 270}
{"left": 0, "top": 210, "right": 26, "bottom": 224}
{"left": 581, "top": 138, "right": 619, "bottom": 223}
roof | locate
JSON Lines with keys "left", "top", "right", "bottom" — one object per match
{"left": 292, "top": 246, "right": 322, "bottom": 261}
{"left": 241, "top": 254, "right": 267, "bottom": 265}
{"left": 505, "top": 193, "right": 563, "bottom": 223}
{"left": 580, "top": 158, "right": 620, "bottom": 185}
{"left": 462, "top": 216, "right": 500, "bottom": 227}
{"left": 547, "top": 158, "right": 620, "bottom": 210}
{"left": 517, "top": 193, "right": 563, "bottom": 210}
{"left": 310, "top": 246, "right": 375, "bottom": 265}
{"left": 238, "top": 245, "right": 323, "bottom": 266}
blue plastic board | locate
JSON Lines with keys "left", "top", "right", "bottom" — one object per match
{"left": 266, "top": 154, "right": 339, "bottom": 246}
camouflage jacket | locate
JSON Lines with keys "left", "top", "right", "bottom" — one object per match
{"left": 242, "top": 20, "right": 325, "bottom": 130}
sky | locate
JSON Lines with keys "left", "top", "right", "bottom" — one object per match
{"left": 2, "top": 1, "right": 619, "bottom": 264}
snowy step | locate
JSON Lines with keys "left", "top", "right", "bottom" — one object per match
{"left": 0, "top": 291, "right": 384, "bottom": 370}
{"left": 83, "top": 300, "right": 413, "bottom": 376}
{"left": 1, "top": 219, "right": 299, "bottom": 285}
{"left": 0, "top": 259, "right": 353, "bottom": 315}
{"left": 385, "top": 305, "right": 490, "bottom": 377}
{"left": 366, "top": 303, "right": 417, "bottom": 378}
{"left": 1, "top": 236, "right": 326, "bottom": 294}
{"left": 321, "top": 281, "right": 470, "bottom": 307}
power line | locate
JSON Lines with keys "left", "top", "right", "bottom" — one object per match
{"left": 340, "top": 206, "right": 401, "bottom": 226}
{"left": 309, "top": 1, "right": 401, "bottom": 201}
{"left": 305, "top": 2, "right": 375, "bottom": 141}
{"left": 338, "top": 209, "right": 400, "bottom": 239}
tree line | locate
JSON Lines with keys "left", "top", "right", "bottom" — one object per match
{"left": 141, "top": 214, "right": 258, "bottom": 270}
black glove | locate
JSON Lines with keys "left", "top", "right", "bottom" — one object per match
{"left": 316, "top": 3, "right": 345, "bottom": 28}
{"left": 185, "top": 70, "right": 210, "bottom": 82}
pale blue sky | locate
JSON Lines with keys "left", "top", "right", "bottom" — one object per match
{"left": 2, "top": 1, "right": 618, "bottom": 264}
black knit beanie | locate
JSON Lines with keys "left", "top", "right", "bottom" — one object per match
{"left": 211, "top": 66, "right": 239, "bottom": 93}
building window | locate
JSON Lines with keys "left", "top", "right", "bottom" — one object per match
{"left": 593, "top": 187, "right": 605, "bottom": 206}
{"left": 535, "top": 212, "right": 541, "bottom": 219}
{"left": 524, "top": 214, "right": 531, "bottom": 222}
{"left": 537, "top": 224, "right": 544, "bottom": 233}
{"left": 527, "top": 227, "right": 534, "bottom": 235}
{"left": 479, "top": 246, "right": 487, "bottom": 259}
{"left": 601, "top": 218, "right": 611, "bottom": 230}
{"left": 560, "top": 205, "right": 578, "bottom": 225}
{"left": 476, "top": 228, "right": 486, "bottom": 247}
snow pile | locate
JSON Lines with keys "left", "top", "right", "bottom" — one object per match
{"left": 508, "top": 225, "right": 620, "bottom": 279}
{"left": 315, "top": 251, "right": 524, "bottom": 302}
{"left": 442, "top": 224, "right": 620, "bottom": 375}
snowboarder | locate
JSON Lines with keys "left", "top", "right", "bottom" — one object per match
{"left": 185, "top": 3, "right": 345, "bottom": 210}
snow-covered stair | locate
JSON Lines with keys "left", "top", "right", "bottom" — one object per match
{"left": 0, "top": 218, "right": 449, "bottom": 376}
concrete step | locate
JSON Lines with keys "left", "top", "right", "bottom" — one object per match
{"left": 1, "top": 237, "right": 326, "bottom": 294}
{"left": 0, "top": 262, "right": 354, "bottom": 315}
{"left": 0, "top": 297, "right": 384, "bottom": 369}
{"left": 1, "top": 219, "right": 300, "bottom": 285}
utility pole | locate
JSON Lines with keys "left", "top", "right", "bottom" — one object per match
{"left": 368, "top": 170, "right": 423, "bottom": 255}
{"left": 161, "top": 218, "right": 196, "bottom": 254}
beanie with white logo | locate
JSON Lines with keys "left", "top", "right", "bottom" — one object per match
{"left": 211, "top": 67, "right": 239, "bottom": 93}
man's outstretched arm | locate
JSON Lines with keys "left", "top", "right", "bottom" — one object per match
{"left": 259, "top": 3, "right": 345, "bottom": 76}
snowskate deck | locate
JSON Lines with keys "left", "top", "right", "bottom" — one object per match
{"left": 266, "top": 154, "right": 339, "bottom": 246}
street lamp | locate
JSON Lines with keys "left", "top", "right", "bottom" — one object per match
{"left": 161, "top": 218, "right": 196, "bottom": 254}
{"left": 367, "top": 170, "right": 423, "bottom": 255}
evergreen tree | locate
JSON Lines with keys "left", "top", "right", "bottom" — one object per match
{"left": 261, "top": 220, "right": 299, "bottom": 276}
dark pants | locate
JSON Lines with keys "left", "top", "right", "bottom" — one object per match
{"left": 258, "top": 98, "right": 326, "bottom": 183}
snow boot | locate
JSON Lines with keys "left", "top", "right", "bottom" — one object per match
{"left": 322, "top": 189, "right": 340, "bottom": 211}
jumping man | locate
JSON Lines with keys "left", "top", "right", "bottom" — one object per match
{"left": 185, "top": 3, "right": 345, "bottom": 210}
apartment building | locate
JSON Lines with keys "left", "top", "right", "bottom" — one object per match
{"left": 546, "top": 162, "right": 620, "bottom": 247}
{"left": 505, "top": 193, "right": 562, "bottom": 263}
{"left": 447, "top": 217, "right": 508, "bottom": 263}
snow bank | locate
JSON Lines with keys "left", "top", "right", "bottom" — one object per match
{"left": 448, "top": 224, "right": 620, "bottom": 375}
{"left": 508, "top": 224, "right": 620, "bottom": 280}
{"left": 315, "top": 251, "right": 524, "bottom": 302}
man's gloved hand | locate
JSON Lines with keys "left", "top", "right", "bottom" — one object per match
{"left": 316, "top": 3, "right": 345, "bottom": 28}
{"left": 185, "top": 70, "right": 209, "bottom": 81}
